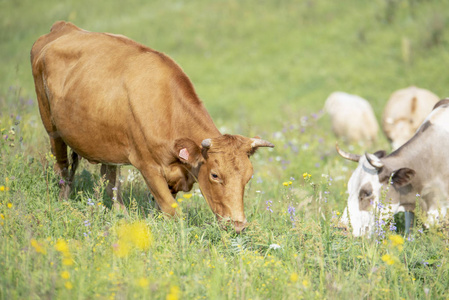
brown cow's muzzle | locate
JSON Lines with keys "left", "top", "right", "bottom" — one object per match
{"left": 233, "top": 220, "right": 248, "bottom": 233}
{"left": 217, "top": 216, "right": 248, "bottom": 233}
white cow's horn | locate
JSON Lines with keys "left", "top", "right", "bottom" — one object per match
{"left": 250, "top": 138, "right": 275, "bottom": 148}
{"left": 201, "top": 139, "right": 212, "bottom": 149}
{"left": 335, "top": 143, "right": 360, "bottom": 162}
{"left": 365, "top": 152, "right": 384, "bottom": 169}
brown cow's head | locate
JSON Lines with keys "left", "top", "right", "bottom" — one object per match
{"left": 174, "top": 134, "right": 274, "bottom": 233}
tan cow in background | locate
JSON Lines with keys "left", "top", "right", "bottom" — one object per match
{"left": 382, "top": 86, "right": 439, "bottom": 150}
{"left": 30, "top": 21, "right": 274, "bottom": 232}
{"left": 324, "top": 92, "right": 379, "bottom": 144}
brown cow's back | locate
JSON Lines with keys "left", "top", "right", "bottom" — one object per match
{"left": 31, "top": 21, "right": 219, "bottom": 165}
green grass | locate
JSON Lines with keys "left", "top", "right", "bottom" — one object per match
{"left": 1, "top": 0, "right": 449, "bottom": 299}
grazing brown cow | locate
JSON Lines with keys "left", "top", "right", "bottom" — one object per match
{"left": 31, "top": 21, "right": 274, "bottom": 232}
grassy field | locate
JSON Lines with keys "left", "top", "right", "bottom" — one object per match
{"left": 1, "top": 0, "right": 449, "bottom": 299}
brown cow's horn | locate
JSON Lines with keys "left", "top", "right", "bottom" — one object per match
{"left": 335, "top": 143, "right": 361, "bottom": 162}
{"left": 365, "top": 152, "right": 384, "bottom": 169}
{"left": 201, "top": 139, "right": 212, "bottom": 149}
{"left": 250, "top": 138, "right": 275, "bottom": 148}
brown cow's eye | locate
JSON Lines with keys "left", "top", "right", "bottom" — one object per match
{"left": 211, "top": 173, "right": 219, "bottom": 179}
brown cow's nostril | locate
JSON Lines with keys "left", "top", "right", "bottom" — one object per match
{"left": 234, "top": 221, "right": 248, "bottom": 234}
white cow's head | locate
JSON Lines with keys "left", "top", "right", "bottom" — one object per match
{"left": 337, "top": 145, "right": 415, "bottom": 236}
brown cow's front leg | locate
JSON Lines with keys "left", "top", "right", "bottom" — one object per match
{"left": 100, "top": 164, "right": 128, "bottom": 215}
{"left": 138, "top": 167, "right": 177, "bottom": 216}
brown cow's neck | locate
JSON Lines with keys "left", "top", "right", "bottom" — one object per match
{"left": 169, "top": 74, "right": 221, "bottom": 143}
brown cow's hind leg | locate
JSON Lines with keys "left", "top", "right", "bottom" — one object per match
{"left": 100, "top": 164, "right": 128, "bottom": 215}
{"left": 50, "top": 136, "right": 73, "bottom": 199}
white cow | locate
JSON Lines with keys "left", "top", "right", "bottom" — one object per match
{"left": 382, "top": 86, "right": 439, "bottom": 150}
{"left": 338, "top": 99, "right": 449, "bottom": 237}
{"left": 325, "top": 92, "right": 379, "bottom": 143}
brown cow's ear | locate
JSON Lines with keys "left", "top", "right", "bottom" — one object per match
{"left": 174, "top": 138, "right": 204, "bottom": 167}
{"left": 391, "top": 168, "right": 416, "bottom": 187}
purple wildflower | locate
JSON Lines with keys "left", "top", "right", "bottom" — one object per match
{"left": 266, "top": 200, "right": 273, "bottom": 213}
{"left": 288, "top": 205, "right": 296, "bottom": 226}
{"left": 389, "top": 223, "right": 397, "bottom": 231}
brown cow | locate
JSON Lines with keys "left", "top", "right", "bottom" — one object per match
{"left": 31, "top": 21, "right": 274, "bottom": 232}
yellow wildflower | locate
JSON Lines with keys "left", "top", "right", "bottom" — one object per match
{"left": 64, "top": 281, "right": 73, "bottom": 290}
{"left": 302, "top": 173, "right": 312, "bottom": 179}
{"left": 113, "top": 240, "right": 131, "bottom": 258}
{"left": 31, "top": 239, "right": 47, "bottom": 254}
{"left": 128, "top": 222, "right": 152, "bottom": 250}
{"left": 171, "top": 203, "right": 178, "bottom": 209}
{"left": 61, "top": 271, "right": 70, "bottom": 279}
{"left": 166, "top": 285, "right": 180, "bottom": 300}
{"left": 302, "top": 279, "right": 309, "bottom": 288}
{"left": 389, "top": 234, "right": 404, "bottom": 247}
{"left": 0, "top": 186, "right": 5, "bottom": 192}
{"left": 55, "top": 239, "right": 70, "bottom": 254}
{"left": 288, "top": 181, "right": 293, "bottom": 185}
{"left": 381, "top": 254, "right": 395, "bottom": 265}
{"left": 7, "top": 203, "right": 12, "bottom": 208}
{"left": 183, "top": 193, "right": 192, "bottom": 199}
{"left": 0, "top": 214, "right": 4, "bottom": 220}
{"left": 290, "top": 272, "right": 298, "bottom": 282}
{"left": 113, "top": 221, "right": 153, "bottom": 257}
{"left": 138, "top": 277, "right": 149, "bottom": 287}
{"left": 282, "top": 182, "right": 289, "bottom": 186}
{"left": 178, "top": 198, "right": 183, "bottom": 203}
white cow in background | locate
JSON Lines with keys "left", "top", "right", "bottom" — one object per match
{"left": 382, "top": 86, "right": 439, "bottom": 150}
{"left": 325, "top": 92, "right": 379, "bottom": 143}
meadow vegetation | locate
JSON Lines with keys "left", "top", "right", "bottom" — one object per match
{"left": 1, "top": 0, "right": 449, "bottom": 299}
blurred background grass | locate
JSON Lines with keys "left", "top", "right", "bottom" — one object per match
{"left": 1, "top": 0, "right": 448, "bottom": 135}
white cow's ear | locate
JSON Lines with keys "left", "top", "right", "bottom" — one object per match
{"left": 391, "top": 168, "right": 416, "bottom": 187}
{"left": 174, "top": 138, "right": 204, "bottom": 167}
{"left": 373, "top": 150, "right": 387, "bottom": 159}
